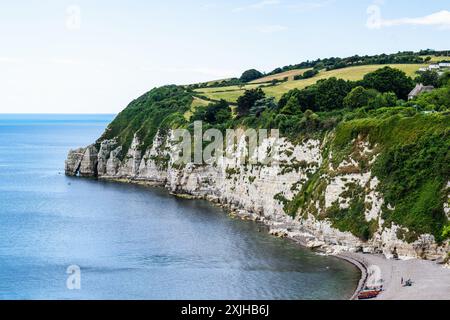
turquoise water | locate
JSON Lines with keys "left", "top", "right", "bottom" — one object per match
{"left": 0, "top": 114, "right": 359, "bottom": 300}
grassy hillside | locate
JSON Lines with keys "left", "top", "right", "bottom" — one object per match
{"left": 421, "top": 55, "right": 450, "bottom": 63}
{"left": 250, "top": 68, "right": 313, "bottom": 84}
{"left": 98, "top": 85, "right": 193, "bottom": 157}
{"left": 184, "top": 96, "right": 210, "bottom": 120}
{"left": 194, "top": 64, "right": 426, "bottom": 102}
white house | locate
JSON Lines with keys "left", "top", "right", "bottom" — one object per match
{"left": 428, "top": 64, "right": 440, "bottom": 70}
{"left": 439, "top": 62, "right": 450, "bottom": 68}
{"left": 408, "top": 83, "right": 434, "bottom": 100}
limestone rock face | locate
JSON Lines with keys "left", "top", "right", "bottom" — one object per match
{"left": 97, "top": 139, "right": 117, "bottom": 176}
{"left": 65, "top": 148, "right": 86, "bottom": 176}
{"left": 118, "top": 134, "right": 142, "bottom": 178}
{"left": 106, "top": 146, "right": 122, "bottom": 177}
{"left": 79, "top": 145, "right": 98, "bottom": 177}
{"left": 65, "top": 131, "right": 450, "bottom": 261}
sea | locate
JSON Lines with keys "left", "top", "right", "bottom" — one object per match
{"left": 0, "top": 114, "right": 359, "bottom": 300}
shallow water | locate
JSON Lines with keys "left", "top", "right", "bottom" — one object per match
{"left": 0, "top": 114, "right": 359, "bottom": 300}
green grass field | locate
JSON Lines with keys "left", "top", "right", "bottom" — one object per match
{"left": 250, "top": 68, "right": 313, "bottom": 84}
{"left": 184, "top": 96, "right": 210, "bottom": 120}
{"left": 194, "top": 63, "right": 427, "bottom": 102}
{"left": 420, "top": 55, "right": 450, "bottom": 63}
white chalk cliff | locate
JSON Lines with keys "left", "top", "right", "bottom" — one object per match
{"left": 65, "top": 131, "right": 450, "bottom": 262}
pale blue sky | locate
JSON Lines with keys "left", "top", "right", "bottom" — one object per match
{"left": 0, "top": 0, "right": 449, "bottom": 113}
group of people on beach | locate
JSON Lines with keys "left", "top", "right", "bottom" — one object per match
{"left": 401, "top": 277, "right": 413, "bottom": 287}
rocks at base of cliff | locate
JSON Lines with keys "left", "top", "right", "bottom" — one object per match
{"left": 64, "top": 134, "right": 143, "bottom": 178}
{"left": 79, "top": 145, "right": 98, "bottom": 177}
{"left": 65, "top": 147, "right": 86, "bottom": 176}
{"left": 64, "top": 145, "right": 98, "bottom": 177}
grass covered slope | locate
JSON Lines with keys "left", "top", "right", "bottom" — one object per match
{"left": 194, "top": 64, "right": 427, "bottom": 102}
{"left": 98, "top": 85, "right": 193, "bottom": 157}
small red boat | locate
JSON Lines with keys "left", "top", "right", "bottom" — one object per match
{"left": 358, "top": 290, "right": 380, "bottom": 300}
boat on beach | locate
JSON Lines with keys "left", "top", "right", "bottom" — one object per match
{"left": 357, "top": 285, "right": 383, "bottom": 300}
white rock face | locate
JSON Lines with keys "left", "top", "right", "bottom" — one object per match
{"left": 64, "top": 131, "right": 449, "bottom": 260}
{"left": 65, "top": 147, "right": 86, "bottom": 176}
{"left": 364, "top": 177, "right": 384, "bottom": 222}
{"left": 97, "top": 139, "right": 117, "bottom": 176}
{"left": 78, "top": 145, "right": 98, "bottom": 177}
{"left": 325, "top": 173, "right": 371, "bottom": 209}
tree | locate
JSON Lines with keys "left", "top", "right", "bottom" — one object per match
{"left": 192, "top": 100, "right": 231, "bottom": 124}
{"left": 438, "top": 71, "right": 450, "bottom": 88}
{"left": 294, "top": 69, "right": 318, "bottom": 80}
{"left": 343, "top": 86, "right": 379, "bottom": 109}
{"left": 415, "top": 70, "right": 439, "bottom": 87}
{"left": 315, "top": 77, "right": 353, "bottom": 111}
{"left": 362, "top": 67, "right": 414, "bottom": 99}
{"left": 237, "top": 88, "right": 265, "bottom": 117}
{"left": 302, "top": 69, "right": 319, "bottom": 79}
{"left": 279, "top": 85, "right": 320, "bottom": 112}
{"left": 366, "top": 92, "right": 398, "bottom": 109}
{"left": 250, "top": 97, "right": 277, "bottom": 117}
{"left": 280, "top": 96, "right": 301, "bottom": 115}
{"left": 191, "top": 106, "right": 207, "bottom": 122}
{"left": 240, "top": 69, "right": 263, "bottom": 83}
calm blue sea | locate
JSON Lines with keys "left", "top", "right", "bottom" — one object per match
{"left": 0, "top": 114, "right": 359, "bottom": 300}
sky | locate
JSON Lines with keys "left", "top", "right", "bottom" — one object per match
{"left": 0, "top": 0, "right": 449, "bottom": 114}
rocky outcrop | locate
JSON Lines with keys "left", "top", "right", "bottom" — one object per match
{"left": 79, "top": 145, "right": 98, "bottom": 177}
{"left": 65, "top": 147, "right": 86, "bottom": 176}
{"left": 65, "top": 131, "right": 450, "bottom": 261}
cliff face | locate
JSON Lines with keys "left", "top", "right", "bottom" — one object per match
{"left": 65, "top": 131, "right": 450, "bottom": 261}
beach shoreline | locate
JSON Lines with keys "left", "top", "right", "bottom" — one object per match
{"left": 338, "top": 252, "right": 450, "bottom": 300}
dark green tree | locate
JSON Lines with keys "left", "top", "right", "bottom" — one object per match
{"left": 191, "top": 100, "right": 231, "bottom": 124}
{"left": 415, "top": 70, "right": 440, "bottom": 87}
{"left": 362, "top": 67, "right": 414, "bottom": 99}
{"left": 438, "top": 71, "right": 450, "bottom": 88}
{"left": 250, "top": 97, "right": 277, "bottom": 117}
{"left": 315, "top": 77, "right": 353, "bottom": 111}
{"left": 302, "top": 69, "right": 319, "bottom": 79}
{"left": 237, "top": 88, "right": 265, "bottom": 117}
{"left": 240, "top": 69, "right": 264, "bottom": 83}
{"left": 279, "top": 87, "right": 318, "bottom": 112}
{"left": 366, "top": 92, "right": 398, "bottom": 109}
{"left": 280, "top": 96, "right": 302, "bottom": 115}
{"left": 343, "top": 86, "right": 379, "bottom": 109}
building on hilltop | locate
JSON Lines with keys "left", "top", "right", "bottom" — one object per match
{"left": 428, "top": 64, "right": 440, "bottom": 70}
{"left": 408, "top": 83, "right": 434, "bottom": 100}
